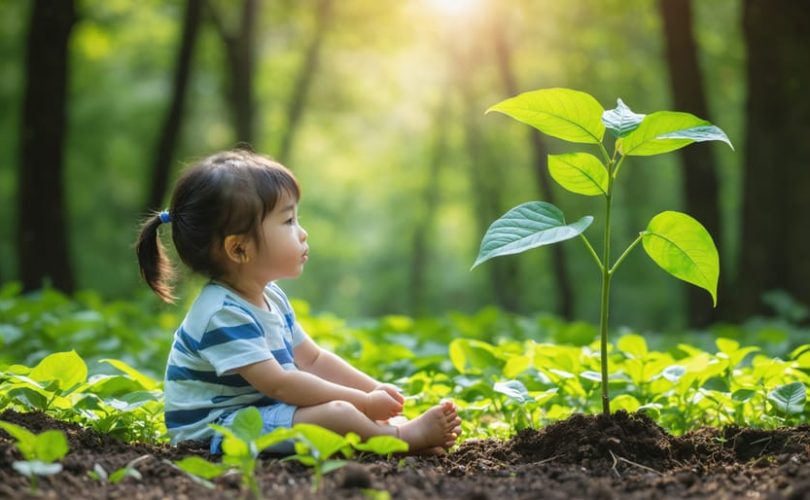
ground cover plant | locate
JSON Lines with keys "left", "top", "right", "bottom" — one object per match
{"left": 1, "top": 286, "right": 810, "bottom": 497}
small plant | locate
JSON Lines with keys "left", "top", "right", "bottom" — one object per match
{"left": 174, "top": 407, "right": 409, "bottom": 496}
{"left": 286, "top": 425, "right": 408, "bottom": 492}
{"left": 473, "top": 88, "right": 733, "bottom": 415}
{"left": 174, "top": 407, "right": 297, "bottom": 497}
{"left": 0, "top": 420, "right": 69, "bottom": 491}
{"left": 87, "top": 454, "right": 150, "bottom": 484}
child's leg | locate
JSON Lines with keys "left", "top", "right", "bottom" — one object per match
{"left": 293, "top": 400, "right": 461, "bottom": 452}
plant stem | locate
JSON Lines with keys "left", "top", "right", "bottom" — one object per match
{"left": 609, "top": 235, "right": 643, "bottom": 275}
{"left": 599, "top": 159, "right": 616, "bottom": 416}
{"left": 579, "top": 234, "right": 603, "bottom": 271}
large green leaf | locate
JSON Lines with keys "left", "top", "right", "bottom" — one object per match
{"left": 231, "top": 406, "right": 263, "bottom": 443}
{"left": 487, "top": 88, "right": 605, "bottom": 144}
{"left": 602, "top": 98, "right": 645, "bottom": 137}
{"left": 548, "top": 153, "right": 608, "bottom": 196}
{"left": 768, "top": 382, "right": 806, "bottom": 416}
{"left": 642, "top": 211, "right": 719, "bottom": 306}
{"left": 620, "top": 111, "right": 733, "bottom": 156}
{"left": 353, "top": 435, "right": 409, "bottom": 455}
{"left": 293, "top": 424, "right": 348, "bottom": 459}
{"left": 34, "top": 430, "right": 68, "bottom": 463}
{"left": 472, "top": 202, "right": 593, "bottom": 268}
{"left": 0, "top": 421, "right": 36, "bottom": 460}
{"left": 29, "top": 351, "right": 87, "bottom": 392}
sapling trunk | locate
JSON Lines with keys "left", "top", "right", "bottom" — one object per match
{"left": 598, "top": 148, "right": 615, "bottom": 416}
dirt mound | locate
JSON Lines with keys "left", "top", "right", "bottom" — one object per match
{"left": 503, "top": 410, "right": 675, "bottom": 473}
{"left": 2, "top": 409, "right": 810, "bottom": 499}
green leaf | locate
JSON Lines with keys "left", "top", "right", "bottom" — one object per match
{"left": 29, "top": 351, "right": 87, "bottom": 392}
{"left": 231, "top": 407, "right": 264, "bottom": 443}
{"left": 174, "top": 456, "right": 228, "bottom": 480}
{"left": 610, "top": 394, "right": 640, "bottom": 412}
{"left": 0, "top": 421, "right": 37, "bottom": 460}
{"left": 99, "top": 359, "right": 159, "bottom": 391}
{"left": 448, "top": 339, "right": 501, "bottom": 374}
{"left": 493, "top": 380, "right": 531, "bottom": 403}
{"left": 767, "top": 382, "right": 806, "bottom": 416}
{"left": 34, "top": 430, "right": 68, "bottom": 463}
{"left": 293, "top": 424, "right": 349, "bottom": 459}
{"left": 732, "top": 389, "right": 756, "bottom": 403}
{"left": 617, "top": 334, "right": 648, "bottom": 359}
{"left": 642, "top": 211, "right": 719, "bottom": 306}
{"left": 353, "top": 435, "right": 409, "bottom": 455}
{"left": 487, "top": 88, "right": 605, "bottom": 144}
{"left": 209, "top": 424, "right": 249, "bottom": 457}
{"left": 254, "top": 427, "right": 296, "bottom": 453}
{"left": 109, "top": 467, "right": 142, "bottom": 484}
{"left": 602, "top": 98, "right": 645, "bottom": 137}
{"left": 547, "top": 153, "right": 608, "bottom": 196}
{"left": 620, "top": 111, "right": 733, "bottom": 156}
{"left": 322, "top": 460, "right": 349, "bottom": 475}
{"left": 472, "top": 202, "right": 593, "bottom": 269}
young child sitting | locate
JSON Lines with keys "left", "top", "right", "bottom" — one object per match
{"left": 135, "top": 149, "right": 461, "bottom": 454}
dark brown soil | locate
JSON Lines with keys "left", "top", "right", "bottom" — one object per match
{"left": 2, "top": 409, "right": 810, "bottom": 499}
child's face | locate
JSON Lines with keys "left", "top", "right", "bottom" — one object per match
{"left": 252, "top": 191, "right": 309, "bottom": 282}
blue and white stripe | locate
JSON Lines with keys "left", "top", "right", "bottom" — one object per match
{"left": 163, "top": 282, "right": 307, "bottom": 443}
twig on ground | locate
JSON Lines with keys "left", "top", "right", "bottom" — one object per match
{"left": 609, "top": 450, "right": 660, "bottom": 476}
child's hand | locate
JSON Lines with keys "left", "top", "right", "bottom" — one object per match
{"left": 363, "top": 389, "right": 403, "bottom": 420}
{"left": 373, "top": 383, "right": 405, "bottom": 405}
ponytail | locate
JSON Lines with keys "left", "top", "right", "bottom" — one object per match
{"left": 135, "top": 213, "right": 175, "bottom": 303}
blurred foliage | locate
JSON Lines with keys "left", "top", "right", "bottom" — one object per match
{"left": 1, "top": 287, "right": 808, "bottom": 442}
{"left": 0, "top": 0, "right": 746, "bottom": 329}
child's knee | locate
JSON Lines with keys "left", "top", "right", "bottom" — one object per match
{"left": 325, "top": 400, "right": 360, "bottom": 418}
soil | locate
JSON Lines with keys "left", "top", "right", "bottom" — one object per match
{"left": 2, "top": 409, "right": 809, "bottom": 499}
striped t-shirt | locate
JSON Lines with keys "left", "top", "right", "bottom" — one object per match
{"left": 163, "top": 281, "right": 308, "bottom": 443}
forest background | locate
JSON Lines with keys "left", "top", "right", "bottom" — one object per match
{"left": 1, "top": 0, "right": 808, "bottom": 331}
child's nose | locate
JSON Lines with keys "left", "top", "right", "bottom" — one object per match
{"left": 299, "top": 226, "right": 308, "bottom": 241}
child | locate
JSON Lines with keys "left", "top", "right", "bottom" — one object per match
{"left": 135, "top": 150, "right": 461, "bottom": 454}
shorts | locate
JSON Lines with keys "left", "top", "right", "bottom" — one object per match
{"left": 209, "top": 402, "right": 298, "bottom": 455}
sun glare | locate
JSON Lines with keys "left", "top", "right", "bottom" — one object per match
{"left": 427, "top": 0, "right": 482, "bottom": 16}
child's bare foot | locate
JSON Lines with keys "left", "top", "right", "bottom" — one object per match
{"left": 395, "top": 401, "right": 461, "bottom": 453}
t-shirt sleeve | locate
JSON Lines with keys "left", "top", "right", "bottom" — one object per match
{"left": 198, "top": 304, "right": 272, "bottom": 376}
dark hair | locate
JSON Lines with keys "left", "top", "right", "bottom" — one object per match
{"left": 135, "top": 150, "right": 300, "bottom": 302}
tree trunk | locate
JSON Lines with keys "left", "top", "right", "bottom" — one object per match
{"left": 409, "top": 97, "right": 448, "bottom": 315}
{"left": 276, "top": 0, "right": 333, "bottom": 165}
{"left": 208, "top": 0, "right": 257, "bottom": 145}
{"left": 492, "top": 16, "right": 575, "bottom": 320}
{"left": 17, "top": 0, "right": 76, "bottom": 293}
{"left": 658, "top": 0, "right": 723, "bottom": 326}
{"left": 147, "top": 0, "right": 203, "bottom": 212}
{"left": 736, "top": 0, "right": 810, "bottom": 319}
{"left": 454, "top": 49, "right": 521, "bottom": 312}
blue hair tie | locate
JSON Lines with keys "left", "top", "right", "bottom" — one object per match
{"left": 158, "top": 210, "right": 172, "bottom": 224}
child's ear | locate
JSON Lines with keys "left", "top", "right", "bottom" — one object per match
{"left": 223, "top": 234, "right": 251, "bottom": 264}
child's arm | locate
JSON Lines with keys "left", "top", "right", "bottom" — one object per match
{"left": 235, "top": 357, "right": 401, "bottom": 419}
{"left": 293, "top": 337, "right": 405, "bottom": 404}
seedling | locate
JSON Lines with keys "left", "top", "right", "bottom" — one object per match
{"left": 473, "top": 88, "right": 732, "bottom": 415}
{"left": 87, "top": 454, "right": 150, "bottom": 484}
{"left": 285, "top": 425, "right": 408, "bottom": 492}
{"left": 0, "top": 420, "right": 69, "bottom": 491}
{"left": 285, "top": 424, "right": 354, "bottom": 492}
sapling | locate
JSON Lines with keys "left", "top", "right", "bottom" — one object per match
{"left": 473, "top": 88, "right": 733, "bottom": 415}
{"left": 0, "top": 420, "right": 69, "bottom": 491}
